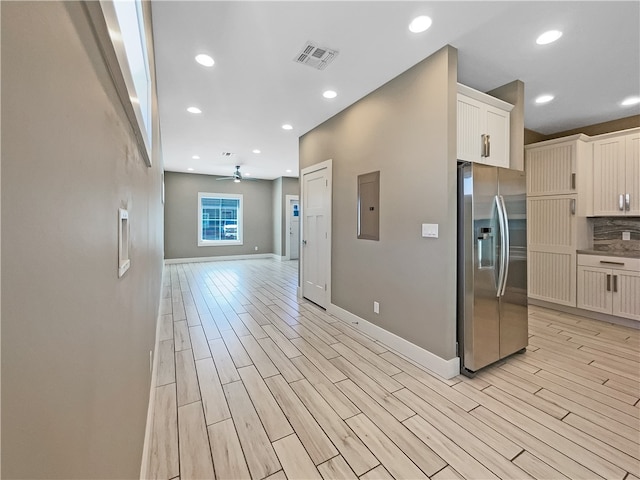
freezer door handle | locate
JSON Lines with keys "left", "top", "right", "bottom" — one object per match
{"left": 619, "top": 194, "right": 625, "bottom": 211}
{"left": 625, "top": 193, "right": 631, "bottom": 211}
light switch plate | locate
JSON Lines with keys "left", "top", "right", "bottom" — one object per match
{"left": 422, "top": 223, "right": 438, "bottom": 238}
{"left": 622, "top": 231, "right": 631, "bottom": 241}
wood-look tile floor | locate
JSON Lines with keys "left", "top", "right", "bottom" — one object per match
{"left": 150, "top": 259, "right": 640, "bottom": 480}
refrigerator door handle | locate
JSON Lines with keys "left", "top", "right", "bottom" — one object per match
{"left": 495, "top": 195, "right": 507, "bottom": 297}
{"left": 499, "top": 195, "right": 510, "bottom": 296}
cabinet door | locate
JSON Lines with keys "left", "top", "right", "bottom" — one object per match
{"left": 457, "top": 95, "right": 482, "bottom": 163}
{"left": 526, "top": 142, "right": 576, "bottom": 196}
{"left": 612, "top": 269, "right": 640, "bottom": 320}
{"left": 625, "top": 133, "right": 640, "bottom": 215}
{"left": 577, "top": 266, "right": 612, "bottom": 314}
{"left": 593, "top": 136, "right": 626, "bottom": 215}
{"left": 527, "top": 195, "right": 577, "bottom": 306}
{"left": 484, "top": 105, "right": 510, "bottom": 168}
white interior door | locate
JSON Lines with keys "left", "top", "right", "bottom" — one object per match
{"left": 301, "top": 160, "right": 331, "bottom": 308}
{"left": 290, "top": 199, "right": 300, "bottom": 260}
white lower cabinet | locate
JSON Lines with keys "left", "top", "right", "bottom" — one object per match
{"left": 527, "top": 195, "right": 579, "bottom": 306}
{"left": 577, "top": 255, "right": 640, "bottom": 321}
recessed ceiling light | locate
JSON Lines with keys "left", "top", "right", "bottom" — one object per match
{"left": 187, "top": 167, "right": 194, "bottom": 172}
{"left": 187, "top": 106, "right": 202, "bottom": 114}
{"left": 621, "top": 96, "right": 640, "bottom": 106}
{"left": 282, "top": 124, "right": 293, "bottom": 130}
{"left": 244, "top": 172, "right": 251, "bottom": 176}
{"left": 234, "top": 178, "right": 241, "bottom": 183}
{"left": 192, "top": 155, "right": 200, "bottom": 159}
{"left": 252, "top": 149, "right": 261, "bottom": 154}
{"left": 286, "top": 169, "right": 292, "bottom": 173}
{"left": 536, "top": 30, "right": 563, "bottom": 45}
{"left": 323, "top": 90, "right": 337, "bottom": 99}
{"left": 195, "top": 54, "right": 215, "bottom": 67}
{"left": 409, "top": 16, "right": 432, "bottom": 33}
{"left": 535, "top": 94, "right": 554, "bottom": 104}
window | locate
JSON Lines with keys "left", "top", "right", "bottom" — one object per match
{"left": 98, "top": 0, "right": 153, "bottom": 166}
{"left": 198, "top": 193, "right": 243, "bottom": 246}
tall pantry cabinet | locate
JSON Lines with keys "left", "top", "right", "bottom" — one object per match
{"left": 525, "top": 135, "right": 591, "bottom": 306}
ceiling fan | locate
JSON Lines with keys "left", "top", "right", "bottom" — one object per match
{"left": 216, "top": 165, "right": 256, "bottom": 183}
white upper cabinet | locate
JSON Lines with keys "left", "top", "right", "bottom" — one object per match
{"left": 457, "top": 84, "right": 512, "bottom": 168}
{"left": 592, "top": 129, "right": 640, "bottom": 216}
{"left": 525, "top": 135, "right": 592, "bottom": 215}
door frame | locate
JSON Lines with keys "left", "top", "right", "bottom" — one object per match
{"left": 284, "top": 194, "right": 299, "bottom": 260}
{"left": 300, "top": 159, "right": 332, "bottom": 306}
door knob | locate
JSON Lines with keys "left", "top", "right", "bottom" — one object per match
{"left": 302, "top": 240, "right": 307, "bottom": 245}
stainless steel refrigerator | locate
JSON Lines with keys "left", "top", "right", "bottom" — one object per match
{"left": 457, "top": 162, "right": 528, "bottom": 376}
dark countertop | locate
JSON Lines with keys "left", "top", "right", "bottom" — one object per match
{"left": 577, "top": 249, "right": 640, "bottom": 259}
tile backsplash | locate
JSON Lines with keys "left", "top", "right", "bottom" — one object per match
{"left": 591, "top": 217, "right": 640, "bottom": 253}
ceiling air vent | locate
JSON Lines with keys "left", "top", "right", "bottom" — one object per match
{"left": 221, "top": 152, "right": 234, "bottom": 157}
{"left": 293, "top": 41, "right": 339, "bottom": 70}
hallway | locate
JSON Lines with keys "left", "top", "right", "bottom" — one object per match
{"left": 150, "top": 259, "right": 639, "bottom": 480}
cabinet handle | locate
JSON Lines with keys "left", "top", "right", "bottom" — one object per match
{"left": 485, "top": 134, "right": 490, "bottom": 157}
{"left": 613, "top": 275, "right": 618, "bottom": 293}
{"left": 619, "top": 194, "right": 625, "bottom": 211}
{"left": 600, "top": 260, "right": 625, "bottom": 266}
{"left": 570, "top": 199, "right": 576, "bottom": 215}
{"left": 606, "top": 274, "right": 611, "bottom": 292}
{"left": 480, "top": 133, "right": 489, "bottom": 157}
{"left": 571, "top": 173, "right": 576, "bottom": 190}
{"left": 625, "top": 193, "right": 630, "bottom": 211}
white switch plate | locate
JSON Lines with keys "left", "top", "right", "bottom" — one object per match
{"left": 622, "top": 231, "right": 631, "bottom": 241}
{"left": 373, "top": 301, "right": 380, "bottom": 314}
{"left": 422, "top": 223, "right": 438, "bottom": 238}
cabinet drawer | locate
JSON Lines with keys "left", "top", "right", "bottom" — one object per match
{"left": 577, "top": 254, "right": 640, "bottom": 272}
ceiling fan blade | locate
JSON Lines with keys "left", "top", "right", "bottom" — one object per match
{"left": 216, "top": 176, "right": 236, "bottom": 181}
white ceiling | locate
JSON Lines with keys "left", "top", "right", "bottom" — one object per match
{"left": 152, "top": 1, "right": 640, "bottom": 179}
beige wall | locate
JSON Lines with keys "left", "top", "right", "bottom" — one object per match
{"left": 164, "top": 172, "right": 274, "bottom": 259}
{"left": 526, "top": 114, "right": 640, "bottom": 144}
{"left": 299, "top": 46, "right": 458, "bottom": 360}
{"left": 1, "top": 2, "right": 164, "bottom": 478}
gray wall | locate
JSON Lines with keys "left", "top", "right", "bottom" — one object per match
{"left": 2, "top": 2, "right": 164, "bottom": 478}
{"left": 165, "top": 172, "right": 274, "bottom": 259}
{"left": 299, "top": 45, "right": 458, "bottom": 360}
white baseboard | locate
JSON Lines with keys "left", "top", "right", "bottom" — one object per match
{"left": 164, "top": 253, "right": 277, "bottom": 265}
{"left": 140, "top": 263, "right": 166, "bottom": 479}
{"left": 327, "top": 303, "right": 460, "bottom": 379}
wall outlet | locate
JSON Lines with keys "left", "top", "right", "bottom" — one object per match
{"left": 373, "top": 301, "right": 380, "bottom": 314}
{"left": 421, "top": 223, "right": 438, "bottom": 238}
{"left": 622, "top": 231, "right": 631, "bottom": 241}
{"left": 254, "top": 246, "right": 259, "bottom": 251}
